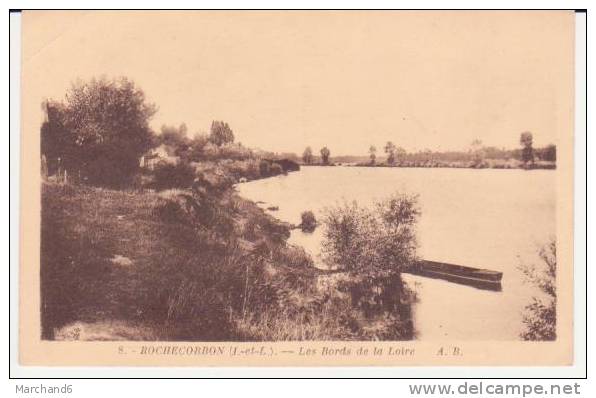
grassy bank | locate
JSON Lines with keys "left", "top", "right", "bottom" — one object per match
{"left": 41, "top": 182, "right": 414, "bottom": 341}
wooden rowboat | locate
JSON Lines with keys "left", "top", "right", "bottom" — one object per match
{"left": 406, "top": 260, "right": 503, "bottom": 291}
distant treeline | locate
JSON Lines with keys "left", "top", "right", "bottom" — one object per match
{"left": 297, "top": 135, "right": 555, "bottom": 169}
{"left": 330, "top": 145, "right": 556, "bottom": 165}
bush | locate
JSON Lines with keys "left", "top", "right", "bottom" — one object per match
{"left": 269, "top": 163, "right": 284, "bottom": 176}
{"left": 217, "top": 143, "right": 253, "bottom": 161}
{"left": 245, "top": 159, "right": 261, "bottom": 180}
{"left": 320, "top": 194, "right": 418, "bottom": 340}
{"left": 274, "top": 245, "right": 314, "bottom": 269}
{"left": 300, "top": 211, "right": 317, "bottom": 232}
{"left": 322, "top": 193, "right": 420, "bottom": 277}
{"left": 519, "top": 239, "right": 556, "bottom": 341}
{"left": 152, "top": 161, "right": 196, "bottom": 191}
{"left": 259, "top": 160, "right": 271, "bottom": 177}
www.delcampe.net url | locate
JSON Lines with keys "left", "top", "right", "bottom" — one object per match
{"left": 408, "top": 382, "right": 581, "bottom": 397}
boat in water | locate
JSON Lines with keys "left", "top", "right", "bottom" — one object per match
{"left": 406, "top": 260, "right": 503, "bottom": 291}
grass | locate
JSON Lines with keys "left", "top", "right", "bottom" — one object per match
{"left": 41, "top": 182, "right": 415, "bottom": 341}
{"left": 41, "top": 183, "right": 202, "bottom": 340}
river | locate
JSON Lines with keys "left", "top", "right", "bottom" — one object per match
{"left": 236, "top": 166, "right": 556, "bottom": 340}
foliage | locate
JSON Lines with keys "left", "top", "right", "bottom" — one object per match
{"left": 259, "top": 159, "right": 271, "bottom": 177}
{"left": 537, "top": 144, "right": 556, "bottom": 162}
{"left": 269, "top": 163, "right": 284, "bottom": 176}
{"left": 180, "top": 133, "right": 210, "bottom": 162}
{"left": 384, "top": 142, "right": 405, "bottom": 165}
{"left": 274, "top": 245, "right": 315, "bottom": 269}
{"left": 369, "top": 145, "right": 376, "bottom": 165}
{"left": 216, "top": 143, "right": 254, "bottom": 161}
{"left": 320, "top": 146, "right": 331, "bottom": 165}
{"left": 519, "top": 239, "right": 557, "bottom": 341}
{"left": 151, "top": 161, "right": 196, "bottom": 191}
{"left": 354, "top": 139, "right": 555, "bottom": 168}
{"left": 41, "top": 77, "right": 157, "bottom": 187}
{"left": 209, "top": 120, "right": 234, "bottom": 146}
{"left": 40, "top": 100, "right": 71, "bottom": 175}
{"left": 322, "top": 193, "right": 420, "bottom": 278}
{"left": 300, "top": 211, "right": 317, "bottom": 232}
{"left": 470, "top": 139, "right": 487, "bottom": 168}
{"left": 158, "top": 124, "right": 189, "bottom": 153}
{"left": 302, "top": 146, "right": 314, "bottom": 164}
{"left": 321, "top": 194, "right": 418, "bottom": 339}
{"left": 384, "top": 141, "right": 397, "bottom": 165}
{"left": 520, "top": 131, "right": 534, "bottom": 164}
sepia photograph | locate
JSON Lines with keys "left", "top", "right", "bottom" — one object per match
{"left": 17, "top": 9, "right": 577, "bottom": 367}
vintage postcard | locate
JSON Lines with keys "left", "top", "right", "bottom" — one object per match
{"left": 19, "top": 10, "right": 575, "bottom": 366}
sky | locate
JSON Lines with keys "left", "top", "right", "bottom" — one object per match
{"left": 22, "top": 11, "right": 574, "bottom": 155}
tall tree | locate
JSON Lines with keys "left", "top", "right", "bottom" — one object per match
{"left": 369, "top": 145, "right": 377, "bottom": 165}
{"left": 302, "top": 146, "right": 313, "bottom": 164}
{"left": 470, "top": 139, "right": 486, "bottom": 167}
{"left": 320, "top": 146, "right": 331, "bottom": 165}
{"left": 384, "top": 141, "right": 397, "bottom": 165}
{"left": 520, "top": 131, "right": 534, "bottom": 165}
{"left": 41, "top": 77, "right": 157, "bottom": 187}
{"left": 209, "top": 121, "right": 234, "bottom": 146}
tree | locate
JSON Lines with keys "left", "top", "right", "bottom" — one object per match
{"left": 160, "top": 123, "right": 188, "bottom": 145}
{"left": 159, "top": 123, "right": 190, "bottom": 156}
{"left": 520, "top": 131, "right": 534, "bottom": 165}
{"left": 40, "top": 100, "right": 71, "bottom": 176}
{"left": 519, "top": 239, "right": 556, "bottom": 341}
{"left": 41, "top": 77, "right": 157, "bottom": 187}
{"left": 183, "top": 133, "right": 210, "bottom": 162}
{"left": 384, "top": 141, "right": 397, "bottom": 165}
{"left": 302, "top": 146, "right": 313, "bottom": 165}
{"left": 369, "top": 145, "right": 377, "bottom": 165}
{"left": 209, "top": 121, "right": 234, "bottom": 146}
{"left": 470, "top": 139, "right": 486, "bottom": 168}
{"left": 320, "top": 146, "right": 331, "bottom": 165}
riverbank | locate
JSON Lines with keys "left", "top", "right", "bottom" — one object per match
{"left": 302, "top": 159, "right": 556, "bottom": 170}
{"left": 42, "top": 177, "right": 414, "bottom": 341}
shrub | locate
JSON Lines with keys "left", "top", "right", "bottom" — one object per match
{"left": 322, "top": 193, "right": 420, "bottom": 277}
{"left": 320, "top": 193, "right": 418, "bottom": 335}
{"left": 274, "top": 245, "right": 314, "bottom": 269}
{"left": 269, "top": 163, "right": 284, "bottom": 176}
{"left": 300, "top": 211, "right": 317, "bottom": 232}
{"left": 245, "top": 159, "right": 261, "bottom": 180}
{"left": 519, "top": 239, "right": 556, "bottom": 341}
{"left": 259, "top": 160, "right": 271, "bottom": 177}
{"left": 217, "top": 143, "right": 253, "bottom": 160}
{"left": 152, "top": 161, "right": 196, "bottom": 190}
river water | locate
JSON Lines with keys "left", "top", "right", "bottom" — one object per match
{"left": 236, "top": 166, "right": 556, "bottom": 340}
